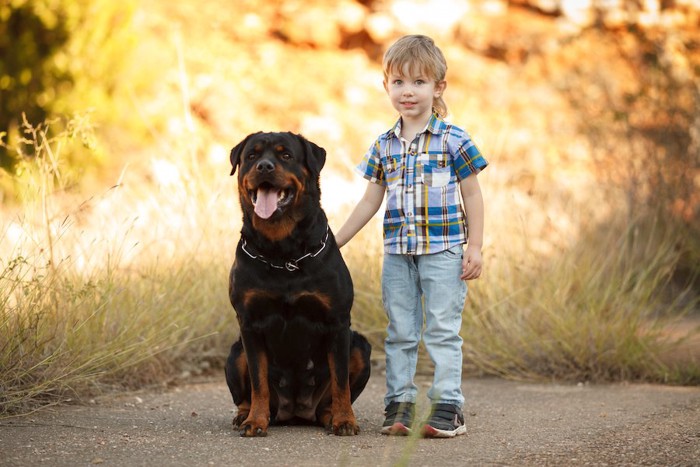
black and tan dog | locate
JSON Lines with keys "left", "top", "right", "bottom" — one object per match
{"left": 225, "top": 132, "right": 371, "bottom": 437}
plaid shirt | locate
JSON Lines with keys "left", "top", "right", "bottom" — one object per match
{"left": 356, "top": 114, "right": 488, "bottom": 255}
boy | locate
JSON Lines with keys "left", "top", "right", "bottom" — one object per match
{"left": 335, "top": 35, "right": 487, "bottom": 438}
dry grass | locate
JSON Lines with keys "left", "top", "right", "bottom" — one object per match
{"left": 462, "top": 214, "right": 697, "bottom": 383}
{"left": 1, "top": 118, "right": 234, "bottom": 416}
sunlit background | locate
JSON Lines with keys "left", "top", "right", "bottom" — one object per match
{"left": 1, "top": 0, "right": 699, "bottom": 415}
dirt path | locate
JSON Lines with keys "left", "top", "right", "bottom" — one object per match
{"left": 2, "top": 374, "right": 699, "bottom": 466}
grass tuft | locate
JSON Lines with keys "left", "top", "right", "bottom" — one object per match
{"left": 462, "top": 214, "right": 698, "bottom": 383}
{"left": 0, "top": 118, "right": 234, "bottom": 417}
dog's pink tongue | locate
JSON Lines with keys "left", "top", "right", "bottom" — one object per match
{"left": 254, "top": 187, "right": 279, "bottom": 219}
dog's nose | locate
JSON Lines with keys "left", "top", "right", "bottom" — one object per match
{"left": 256, "top": 159, "right": 275, "bottom": 173}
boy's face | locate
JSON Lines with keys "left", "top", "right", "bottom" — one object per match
{"left": 383, "top": 63, "right": 446, "bottom": 124}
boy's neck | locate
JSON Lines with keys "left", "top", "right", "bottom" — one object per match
{"left": 400, "top": 114, "right": 431, "bottom": 141}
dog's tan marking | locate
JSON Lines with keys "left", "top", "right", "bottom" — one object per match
{"left": 348, "top": 347, "right": 365, "bottom": 384}
{"left": 293, "top": 291, "right": 332, "bottom": 311}
{"left": 231, "top": 351, "right": 251, "bottom": 428}
{"left": 327, "top": 353, "right": 358, "bottom": 435}
{"left": 241, "top": 350, "right": 270, "bottom": 437}
{"left": 243, "top": 289, "right": 275, "bottom": 309}
{"left": 234, "top": 350, "right": 248, "bottom": 381}
{"left": 252, "top": 218, "right": 296, "bottom": 242}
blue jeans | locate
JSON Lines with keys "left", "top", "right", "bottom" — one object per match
{"left": 381, "top": 245, "right": 467, "bottom": 408}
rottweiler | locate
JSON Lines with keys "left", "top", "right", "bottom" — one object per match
{"left": 225, "top": 132, "right": 372, "bottom": 437}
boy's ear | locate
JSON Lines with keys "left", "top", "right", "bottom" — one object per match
{"left": 434, "top": 80, "right": 447, "bottom": 98}
{"left": 383, "top": 79, "right": 389, "bottom": 93}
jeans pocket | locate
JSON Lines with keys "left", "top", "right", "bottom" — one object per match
{"left": 441, "top": 245, "right": 463, "bottom": 260}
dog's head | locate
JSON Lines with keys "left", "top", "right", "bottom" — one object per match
{"left": 230, "top": 132, "right": 326, "bottom": 238}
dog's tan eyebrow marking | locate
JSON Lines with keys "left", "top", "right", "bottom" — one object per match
{"left": 274, "top": 145, "right": 285, "bottom": 153}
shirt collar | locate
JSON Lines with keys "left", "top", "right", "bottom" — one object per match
{"left": 387, "top": 113, "right": 445, "bottom": 140}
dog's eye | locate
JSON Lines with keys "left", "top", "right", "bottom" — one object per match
{"left": 280, "top": 153, "right": 292, "bottom": 161}
{"left": 246, "top": 153, "right": 257, "bottom": 160}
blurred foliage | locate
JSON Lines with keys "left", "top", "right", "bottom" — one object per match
{"left": 0, "top": 0, "right": 70, "bottom": 171}
{"left": 552, "top": 26, "right": 700, "bottom": 282}
{"left": 558, "top": 27, "right": 699, "bottom": 223}
{"left": 0, "top": 0, "right": 135, "bottom": 191}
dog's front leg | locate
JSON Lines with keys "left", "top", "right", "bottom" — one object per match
{"left": 326, "top": 328, "right": 359, "bottom": 436}
{"left": 239, "top": 332, "right": 270, "bottom": 437}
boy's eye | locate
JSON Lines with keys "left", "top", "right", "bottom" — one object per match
{"left": 393, "top": 79, "right": 403, "bottom": 85}
{"left": 415, "top": 79, "right": 425, "bottom": 85}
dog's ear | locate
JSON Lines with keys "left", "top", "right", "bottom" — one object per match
{"left": 298, "top": 134, "right": 326, "bottom": 175}
{"left": 230, "top": 133, "right": 257, "bottom": 176}
{"left": 229, "top": 140, "right": 244, "bottom": 176}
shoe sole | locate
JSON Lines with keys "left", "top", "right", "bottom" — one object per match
{"left": 380, "top": 422, "right": 412, "bottom": 436}
{"left": 420, "top": 424, "right": 466, "bottom": 438}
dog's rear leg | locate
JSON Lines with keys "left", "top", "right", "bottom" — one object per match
{"left": 349, "top": 331, "right": 372, "bottom": 403}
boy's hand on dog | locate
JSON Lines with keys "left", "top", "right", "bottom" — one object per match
{"left": 461, "top": 244, "right": 482, "bottom": 281}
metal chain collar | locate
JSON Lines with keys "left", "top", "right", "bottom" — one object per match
{"left": 240, "top": 225, "right": 329, "bottom": 272}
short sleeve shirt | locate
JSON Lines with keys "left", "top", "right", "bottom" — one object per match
{"left": 356, "top": 114, "right": 488, "bottom": 255}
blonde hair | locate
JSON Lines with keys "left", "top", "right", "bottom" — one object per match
{"left": 382, "top": 35, "right": 448, "bottom": 118}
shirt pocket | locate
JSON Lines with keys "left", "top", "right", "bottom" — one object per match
{"left": 418, "top": 153, "right": 453, "bottom": 188}
{"left": 385, "top": 167, "right": 402, "bottom": 188}
{"left": 383, "top": 155, "right": 402, "bottom": 188}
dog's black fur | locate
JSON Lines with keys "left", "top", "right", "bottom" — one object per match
{"left": 225, "top": 132, "right": 371, "bottom": 437}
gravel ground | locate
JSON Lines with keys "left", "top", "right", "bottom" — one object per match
{"left": 1, "top": 374, "right": 699, "bottom": 466}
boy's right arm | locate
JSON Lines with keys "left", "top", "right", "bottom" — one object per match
{"left": 334, "top": 182, "right": 385, "bottom": 248}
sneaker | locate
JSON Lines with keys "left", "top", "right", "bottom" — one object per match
{"left": 421, "top": 404, "right": 466, "bottom": 438}
{"left": 380, "top": 401, "right": 415, "bottom": 435}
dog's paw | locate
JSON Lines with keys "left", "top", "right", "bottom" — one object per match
{"left": 239, "top": 423, "right": 268, "bottom": 437}
{"left": 328, "top": 419, "right": 359, "bottom": 436}
{"left": 232, "top": 413, "right": 248, "bottom": 429}
{"left": 238, "top": 416, "right": 269, "bottom": 437}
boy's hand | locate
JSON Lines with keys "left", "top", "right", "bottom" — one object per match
{"left": 461, "top": 244, "right": 482, "bottom": 281}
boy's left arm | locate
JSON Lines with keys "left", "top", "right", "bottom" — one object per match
{"left": 459, "top": 174, "right": 484, "bottom": 281}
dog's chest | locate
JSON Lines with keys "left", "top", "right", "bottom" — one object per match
{"left": 238, "top": 287, "right": 338, "bottom": 326}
